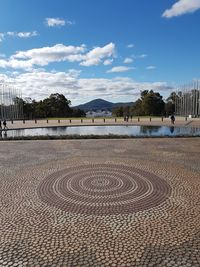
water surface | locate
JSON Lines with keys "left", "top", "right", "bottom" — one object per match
{"left": 1, "top": 125, "right": 200, "bottom": 139}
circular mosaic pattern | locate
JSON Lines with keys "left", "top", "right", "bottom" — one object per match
{"left": 38, "top": 164, "right": 171, "bottom": 215}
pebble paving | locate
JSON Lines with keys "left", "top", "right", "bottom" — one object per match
{"left": 0, "top": 138, "right": 200, "bottom": 267}
{"left": 38, "top": 164, "right": 171, "bottom": 216}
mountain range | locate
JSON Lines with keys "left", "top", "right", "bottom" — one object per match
{"left": 75, "top": 99, "right": 134, "bottom": 112}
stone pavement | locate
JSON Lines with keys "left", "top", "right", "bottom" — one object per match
{"left": 0, "top": 138, "right": 200, "bottom": 266}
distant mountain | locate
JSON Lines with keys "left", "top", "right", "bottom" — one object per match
{"left": 75, "top": 98, "right": 134, "bottom": 112}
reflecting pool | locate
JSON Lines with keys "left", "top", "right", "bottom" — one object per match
{"left": 1, "top": 125, "right": 200, "bottom": 139}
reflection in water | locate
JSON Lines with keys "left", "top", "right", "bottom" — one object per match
{"left": 0, "top": 130, "right": 7, "bottom": 139}
{"left": 3, "top": 131, "right": 7, "bottom": 138}
{"left": 170, "top": 126, "right": 174, "bottom": 134}
{"left": 2, "top": 125, "right": 200, "bottom": 139}
{"left": 140, "top": 126, "right": 161, "bottom": 134}
{"left": 50, "top": 126, "right": 68, "bottom": 133}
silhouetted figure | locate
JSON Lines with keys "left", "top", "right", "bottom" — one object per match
{"left": 170, "top": 115, "right": 175, "bottom": 124}
{"left": 3, "top": 120, "right": 8, "bottom": 129}
{"left": 0, "top": 120, "right": 2, "bottom": 130}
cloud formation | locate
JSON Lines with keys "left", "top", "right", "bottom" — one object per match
{"left": 0, "top": 43, "right": 115, "bottom": 70}
{"left": 45, "top": 18, "right": 74, "bottom": 27}
{"left": 103, "top": 59, "right": 113, "bottom": 66}
{"left": 0, "top": 33, "right": 5, "bottom": 42}
{"left": 127, "top": 44, "right": 134, "bottom": 48}
{"left": 80, "top": 43, "right": 115, "bottom": 66}
{"left": 7, "top": 31, "right": 38, "bottom": 38}
{"left": 135, "top": 54, "right": 147, "bottom": 59}
{"left": 162, "top": 0, "right": 200, "bottom": 18}
{"left": 0, "top": 71, "right": 173, "bottom": 105}
{"left": 107, "top": 66, "right": 134, "bottom": 73}
{"left": 124, "top": 58, "right": 133, "bottom": 64}
{"left": 0, "top": 31, "right": 38, "bottom": 42}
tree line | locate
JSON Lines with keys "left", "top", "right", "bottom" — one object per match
{"left": 16, "top": 93, "right": 86, "bottom": 119}
{"left": 15, "top": 90, "right": 177, "bottom": 119}
{"left": 112, "top": 90, "right": 177, "bottom": 117}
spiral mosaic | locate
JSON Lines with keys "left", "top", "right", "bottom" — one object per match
{"left": 38, "top": 164, "right": 171, "bottom": 215}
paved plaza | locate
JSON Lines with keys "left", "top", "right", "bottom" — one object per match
{"left": 0, "top": 138, "right": 200, "bottom": 266}
{"left": 4, "top": 117, "right": 200, "bottom": 130}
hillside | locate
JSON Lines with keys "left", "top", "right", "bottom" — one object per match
{"left": 75, "top": 98, "right": 134, "bottom": 112}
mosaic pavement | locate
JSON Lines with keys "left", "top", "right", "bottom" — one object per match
{"left": 0, "top": 138, "right": 200, "bottom": 266}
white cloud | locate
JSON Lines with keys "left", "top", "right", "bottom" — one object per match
{"left": 0, "top": 58, "right": 33, "bottom": 70}
{"left": 127, "top": 44, "right": 134, "bottom": 48}
{"left": 80, "top": 43, "right": 115, "bottom": 66}
{"left": 0, "top": 73, "right": 8, "bottom": 81}
{"left": 2, "top": 44, "right": 86, "bottom": 70}
{"left": 7, "top": 31, "right": 38, "bottom": 38}
{"left": 13, "top": 43, "right": 86, "bottom": 62}
{"left": 103, "top": 59, "right": 113, "bottom": 65}
{"left": 132, "top": 54, "right": 147, "bottom": 59}
{"left": 0, "top": 33, "right": 5, "bottom": 42}
{"left": 107, "top": 66, "right": 134, "bottom": 73}
{"left": 124, "top": 57, "right": 133, "bottom": 64}
{"left": 137, "top": 54, "right": 147, "bottom": 59}
{"left": 0, "top": 31, "right": 38, "bottom": 42}
{"left": 80, "top": 58, "right": 100, "bottom": 67}
{"left": 0, "top": 43, "right": 115, "bottom": 70}
{"left": 146, "top": 65, "right": 156, "bottom": 70}
{"left": 162, "top": 0, "right": 200, "bottom": 18}
{"left": 1, "top": 71, "right": 173, "bottom": 105}
{"left": 45, "top": 17, "right": 67, "bottom": 27}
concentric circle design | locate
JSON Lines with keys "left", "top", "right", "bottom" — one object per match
{"left": 37, "top": 164, "right": 171, "bottom": 215}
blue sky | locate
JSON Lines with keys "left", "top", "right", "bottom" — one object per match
{"left": 0, "top": 0, "right": 200, "bottom": 105}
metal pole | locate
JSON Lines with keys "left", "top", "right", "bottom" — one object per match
{"left": 0, "top": 84, "right": 2, "bottom": 120}
{"left": 198, "top": 80, "right": 200, "bottom": 117}
{"left": 20, "top": 87, "right": 23, "bottom": 119}
{"left": 2, "top": 84, "right": 5, "bottom": 119}
{"left": 196, "top": 80, "right": 198, "bottom": 117}
{"left": 181, "top": 86, "right": 184, "bottom": 116}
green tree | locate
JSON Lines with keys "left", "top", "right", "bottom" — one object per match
{"left": 141, "top": 90, "right": 149, "bottom": 100}
{"left": 130, "top": 99, "right": 143, "bottom": 116}
{"left": 43, "top": 93, "right": 72, "bottom": 117}
{"left": 165, "top": 91, "right": 181, "bottom": 115}
{"left": 142, "top": 90, "right": 165, "bottom": 116}
{"left": 15, "top": 93, "right": 85, "bottom": 119}
{"left": 71, "top": 108, "right": 86, "bottom": 117}
{"left": 112, "top": 106, "right": 124, "bottom": 117}
{"left": 35, "top": 100, "right": 47, "bottom": 118}
{"left": 130, "top": 90, "right": 165, "bottom": 116}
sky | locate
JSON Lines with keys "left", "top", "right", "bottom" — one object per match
{"left": 0, "top": 0, "right": 200, "bottom": 105}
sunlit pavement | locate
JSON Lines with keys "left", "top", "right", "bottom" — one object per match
{"left": 0, "top": 138, "right": 200, "bottom": 266}
{"left": 5, "top": 117, "right": 200, "bottom": 130}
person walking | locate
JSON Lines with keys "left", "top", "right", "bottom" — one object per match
{"left": 170, "top": 115, "right": 175, "bottom": 124}
{"left": 3, "top": 120, "right": 8, "bottom": 130}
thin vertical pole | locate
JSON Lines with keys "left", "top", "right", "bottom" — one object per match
{"left": 198, "top": 80, "right": 200, "bottom": 117}
{"left": 196, "top": 80, "right": 198, "bottom": 117}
